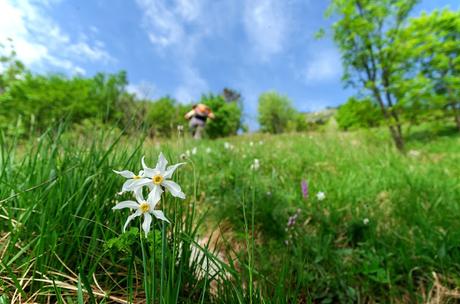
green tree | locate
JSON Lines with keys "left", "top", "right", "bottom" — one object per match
{"left": 222, "top": 87, "right": 241, "bottom": 103}
{"left": 328, "top": 0, "right": 418, "bottom": 150}
{"left": 145, "top": 96, "right": 179, "bottom": 137}
{"left": 0, "top": 71, "right": 131, "bottom": 134}
{"left": 398, "top": 10, "right": 460, "bottom": 132}
{"left": 336, "top": 97, "right": 383, "bottom": 130}
{"left": 0, "top": 40, "right": 26, "bottom": 94}
{"left": 257, "top": 91, "right": 296, "bottom": 134}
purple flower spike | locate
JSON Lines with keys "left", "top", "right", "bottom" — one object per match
{"left": 301, "top": 180, "right": 308, "bottom": 199}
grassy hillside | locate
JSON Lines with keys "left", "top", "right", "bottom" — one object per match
{"left": 1, "top": 128, "right": 459, "bottom": 303}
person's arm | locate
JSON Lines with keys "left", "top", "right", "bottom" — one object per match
{"left": 184, "top": 110, "right": 195, "bottom": 120}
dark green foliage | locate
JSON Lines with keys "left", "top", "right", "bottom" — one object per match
{"left": 337, "top": 97, "right": 383, "bottom": 130}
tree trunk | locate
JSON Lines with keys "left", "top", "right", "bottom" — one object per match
{"left": 454, "top": 103, "right": 460, "bottom": 133}
{"left": 389, "top": 125, "right": 404, "bottom": 150}
{"left": 371, "top": 87, "right": 405, "bottom": 151}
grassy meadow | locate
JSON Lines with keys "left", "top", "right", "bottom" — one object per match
{"left": 0, "top": 126, "right": 459, "bottom": 303}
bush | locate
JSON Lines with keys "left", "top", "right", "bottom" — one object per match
{"left": 258, "top": 91, "right": 298, "bottom": 134}
{"left": 336, "top": 97, "right": 383, "bottom": 130}
{"left": 202, "top": 93, "right": 242, "bottom": 138}
{"left": 145, "top": 96, "right": 180, "bottom": 137}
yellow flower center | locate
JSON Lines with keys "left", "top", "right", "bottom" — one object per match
{"left": 153, "top": 175, "right": 163, "bottom": 185}
{"left": 139, "top": 202, "right": 150, "bottom": 213}
{"left": 133, "top": 175, "right": 141, "bottom": 180}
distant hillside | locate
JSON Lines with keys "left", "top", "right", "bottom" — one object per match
{"left": 301, "top": 108, "right": 337, "bottom": 125}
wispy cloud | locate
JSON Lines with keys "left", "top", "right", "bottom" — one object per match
{"left": 243, "top": 0, "right": 290, "bottom": 61}
{"left": 303, "top": 48, "right": 342, "bottom": 83}
{"left": 0, "top": 0, "right": 115, "bottom": 74}
{"left": 174, "top": 66, "right": 208, "bottom": 103}
{"left": 136, "top": 0, "right": 214, "bottom": 102}
{"left": 136, "top": 0, "right": 206, "bottom": 50}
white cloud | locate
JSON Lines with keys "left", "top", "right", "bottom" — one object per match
{"left": 174, "top": 66, "right": 208, "bottom": 103}
{"left": 136, "top": 0, "right": 190, "bottom": 47}
{"left": 175, "top": 0, "right": 202, "bottom": 21}
{"left": 68, "top": 42, "right": 113, "bottom": 63}
{"left": 136, "top": 0, "right": 212, "bottom": 103}
{"left": 0, "top": 0, "right": 114, "bottom": 74}
{"left": 303, "top": 48, "right": 342, "bottom": 83}
{"left": 243, "top": 0, "right": 289, "bottom": 61}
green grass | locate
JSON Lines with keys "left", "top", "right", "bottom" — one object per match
{"left": 0, "top": 127, "right": 459, "bottom": 303}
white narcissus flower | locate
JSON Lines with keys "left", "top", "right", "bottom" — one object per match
{"left": 113, "top": 169, "right": 145, "bottom": 193}
{"left": 140, "top": 153, "right": 186, "bottom": 199}
{"left": 316, "top": 191, "right": 326, "bottom": 201}
{"left": 112, "top": 188, "right": 169, "bottom": 236}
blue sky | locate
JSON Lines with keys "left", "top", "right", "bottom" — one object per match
{"left": 1, "top": 0, "right": 458, "bottom": 128}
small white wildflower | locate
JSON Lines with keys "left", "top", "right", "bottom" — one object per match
{"left": 408, "top": 150, "right": 420, "bottom": 158}
{"left": 316, "top": 191, "right": 326, "bottom": 201}
{"left": 191, "top": 147, "right": 197, "bottom": 155}
{"left": 250, "top": 159, "right": 260, "bottom": 170}
{"left": 249, "top": 141, "right": 254, "bottom": 147}
{"left": 363, "top": 218, "right": 369, "bottom": 225}
{"left": 180, "top": 153, "right": 187, "bottom": 160}
{"left": 112, "top": 188, "right": 169, "bottom": 236}
{"left": 206, "top": 147, "right": 212, "bottom": 153}
{"left": 258, "top": 140, "right": 264, "bottom": 145}
{"left": 177, "top": 125, "right": 184, "bottom": 132}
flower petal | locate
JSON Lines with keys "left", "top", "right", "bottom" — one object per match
{"left": 152, "top": 210, "right": 170, "bottom": 223}
{"left": 162, "top": 180, "right": 185, "bottom": 199}
{"left": 113, "top": 170, "right": 135, "bottom": 178}
{"left": 142, "top": 213, "right": 152, "bottom": 236}
{"left": 163, "top": 163, "right": 185, "bottom": 179}
{"left": 142, "top": 157, "right": 156, "bottom": 177}
{"left": 123, "top": 210, "right": 141, "bottom": 232}
{"left": 147, "top": 185, "right": 163, "bottom": 206}
{"left": 112, "top": 200, "right": 139, "bottom": 210}
{"left": 134, "top": 188, "right": 146, "bottom": 203}
{"left": 123, "top": 178, "right": 151, "bottom": 192}
{"left": 155, "top": 153, "right": 168, "bottom": 173}
{"left": 121, "top": 179, "right": 137, "bottom": 192}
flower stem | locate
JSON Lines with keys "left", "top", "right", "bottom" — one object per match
{"left": 140, "top": 230, "right": 150, "bottom": 303}
{"left": 160, "top": 221, "right": 166, "bottom": 303}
